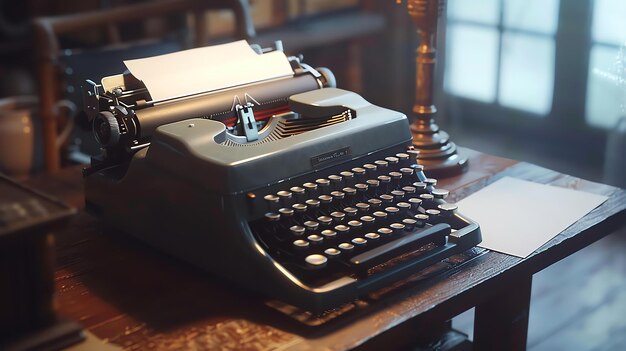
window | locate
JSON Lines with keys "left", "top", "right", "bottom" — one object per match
{"left": 585, "top": 0, "right": 626, "bottom": 129}
{"left": 445, "top": 0, "right": 560, "bottom": 115}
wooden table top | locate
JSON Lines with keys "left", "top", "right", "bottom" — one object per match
{"left": 23, "top": 148, "right": 626, "bottom": 351}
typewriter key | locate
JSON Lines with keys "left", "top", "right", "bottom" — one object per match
{"left": 402, "top": 186, "right": 416, "bottom": 195}
{"left": 264, "top": 212, "right": 280, "bottom": 222}
{"left": 305, "top": 199, "right": 320, "bottom": 209}
{"left": 431, "top": 188, "right": 449, "bottom": 199}
{"left": 330, "top": 191, "right": 345, "bottom": 201}
{"left": 352, "top": 237, "right": 367, "bottom": 246}
{"left": 317, "top": 216, "right": 333, "bottom": 226}
{"left": 352, "top": 167, "right": 366, "bottom": 178}
{"left": 290, "top": 186, "right": 306, "bottom": 202}
{"left": 303, "top": 182, "right": 318, "bottom": 195}
{"left": 354, "top": 183, "right": 368, "bottom": 196}
{"left": 355, "top": 202, "right": 370, "bottom": 212}
{"left": 367, "top": 198, "right": 382, "bottom": 208}
{"left": 338, "top": 242, "right": 354, "bottom": 251}
{"left": 385, "top": 207, "right": 400, "bottom": 217}
{"left": 424, "top": 178, "right": 437, "bottom": 187}
{"left": 414, "top": 214, "right": 429, "bottom": 227}
{"left": 364, "top": 232, "right": 380, "bottom": 240}
{"left": 321, "top": 229, "right": 337, "bottom": 239}
{"left": 399, "top": 168, "right": 414, "bottom": 183}
{"left": 419, "top": 193, "right": 434, "bottom": 202}
{"left": 347, "top": 220, "right": 362, "bottom": 229}
{"left": 292, "top": 203, "right": 307, "bottom": 213}
{"left": 425, "top": 209, "right": 441, "bottom": 217}
{"left": 385, "top": 156, "right": 399, "bottom": 165}
{"left": 305, "top": 254, "right": 327, "bottom": 268}
{"left": 413, "top": 182, "right": 428, "bottom": 192}
{"left": 373, "top": 211, "right": 387, "bottom": 221}
{"left": 390, "top": 223, "right": 405, "bottom": 233}
{"left": 316, "top": 179, "right": 331, "bottom": 194}
{"left": 340, "top": 171, "right": 355, "bottom": 187}
{"left": 377, "top": 227, "right": 393, "bottom": 236}
{"left": 307, "top": 234, "right": 323, "bottom": 244}
{"left": 264, "top": 194, "right": 280, "bottom": 211}
{"left": 438, "top": 203, "right": 458, "bottom": 215}
{"left": 293, "top": 239, "right": 309, "bottom": 250}
{"left": 331, "top": 211, "right": 345, "bottom": 222}
{"left": 343, "top": 207, "right": 358, "bottom": 217}
{"left": 318, "top": 195, "right": 332, "bottom": 204}
{"left": 408, "top": 197, "right": 423, "bottom": 210}
{"left": 397, "top": 202, "right": 411, "bottom": 213}
{"left": 290, "top": 225, "right": 305, "bottom": 236}
{"left": 279, "top": 208, "right": 294, "bottom": 217}
{"left": 277, "top": 190, "right": 292, "bottom": 200}
{"left": 396, "top": 153, "right": 410, "bottom": 162}
{"left": 374, "top": 160, "right": 388, "bottom": 173}
{"left": 328, "top": 174, "right": 342, "bottom": 189}
{"left": 360, "top": 215, "right": 375, "bottom": 226}
{"left": 304, "top": 221, "right": 319, "bottom": 231}
{"left": 335, "top": 225, "right": 350, "bottom": 236}
{"left": 402, "top": 218, "right": 417, "bottom": 231}
{"left": 379, "top": 194, "right": 394, "bottom": 203}
{"left": 342, "top": 187, "right": 357, "bottom": 200}
{"left": 366, "top": 179, "right": 380, "bottom": 196}
{"left": 363, "top": 163, "right": 377, "bottom": 175}
{"left": 324, "top": 248, "right": 341, "bottom": 257}
{"left": 391, "top": 190, "right": 405, "bottom": 200}
{"left": 389, "top": 171, "right": 402, "bottom": 181}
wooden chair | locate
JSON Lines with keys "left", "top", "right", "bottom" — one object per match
{"left": 32, "top": 0, "right": 255, "bottom": 173}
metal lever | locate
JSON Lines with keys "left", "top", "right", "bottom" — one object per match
{"left": 236, "top": 103, "right": 259, "bottom": 142}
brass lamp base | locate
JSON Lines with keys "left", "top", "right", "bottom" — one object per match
{"left": 410, "top": 118, "right": 468, "bottom": 177}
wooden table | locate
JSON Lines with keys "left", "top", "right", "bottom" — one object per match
{"left": 24, "top": 148, "right": 625, "bottom": 350}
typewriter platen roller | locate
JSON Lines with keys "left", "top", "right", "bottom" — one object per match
{"left": 84, "top": 83, "right": 481, "bottom": 312}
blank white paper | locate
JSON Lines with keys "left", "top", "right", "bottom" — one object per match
{"left": 123, "top": 40, "right": 294, "bottom": 101}
{"left": 456, "top": 176, "right": 608, "bottom": 258}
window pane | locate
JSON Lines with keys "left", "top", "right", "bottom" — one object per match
{"left": 503, "top": 0, "right": 560, "bottom": 34}
{"left": 499, "top": 32, "right": 555, "bottom": 115}
{"left": 593, "top": 0, "right": 626, "bottom": 45}
{"left": 448, "top": 0, "right": 500, "bottom": 25}
{"left": 585, "top": 44, "right": 625, "bottom": 128}
{"left": 444, "top": 24, "right": 499, "bottom": 102}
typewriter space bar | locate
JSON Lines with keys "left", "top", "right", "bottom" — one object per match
{"left": 349, "top": 223, "right": 450, "bottom": 272}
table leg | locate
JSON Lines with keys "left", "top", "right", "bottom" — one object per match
{"left": 473, "top": 275, "right": 532, "bottom": 351}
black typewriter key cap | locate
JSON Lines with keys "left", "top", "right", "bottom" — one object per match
{"left": 293, "top": 239, "right": 310, "bottom": 250}
{"left": 277, "top": 190, "right": 293, "bottom": 207}
{"left": 366, "top": 179, "right": 380, "bottom": 196}
{"left": 390, "top": 223, "right": 405, "bottom": 233}
{"left": 365, "top": 232, "right": 380, "bottom": 241}
{"left": 389, "top": 171, "right": 402, "bottom": 185}
{"left": 330, "top": 191, "right": 345, "bottom": 203}
{"left": 342, "top": 187, "right": 357, "bottom": 202}
{"left": 304, "top": 220, "right": 319, "bottom": 232}
{"left": 335, "top": 224, "right": 350, "bottom": 235}
{"left": 379, "top": 194, "right": 394, "bottom": 204}
{"left": 377, "top": 227, "right": 393, "bottom": 236}
{"left": 303, "top": 182, "right": 318, "bottom": 197}
{"left": 414, "top": 214, "right": 429, "bottom": 227}
{"left": 413, "top": 182, "right": 428, "bottom": 193}
{"left": 292, "top": 203, "right": 307, "bottom": 213}
{"left": 377, "top": 175, "right": 391, "bottom": 193}
{"left": 360, "top": 215, "right": 375, "bottom": 227}
{"left": 317, "top": 216, "right": 333, "bottom": 227}
{"left": 354, "top": 183, "right": 368, "bottom": 200}
{"left": 324, "top": 247, "right": 341, "bottom": 257}
{"left": 352, "top": 237, "right": 367, "bottom": 247}
{"left": 408, "top": 197, "right": 423, "bottom": 211}
{"left": 307, "top": 234, "right": 323, "bottom": 245}
{"left": 407, "top": 149, "right": 419, "bottom": 162}
{"left": 279, "top": 208, "right": 294, "bottom": 218}
{"left": 363, "top": 163, "right": 377, "bottom": 175}
{"left": 264, "top": 212, "right": 280, "bottom": 222}
{"left": 399, "top": 168, "right": 414, "bottom": 185}
{"left": 368, "top": 198, "right": 383, "bottom": 208}
{"left": 419, "top": 193, "right": 434, "bottom": 202}
{"left": 356, "top": 202, "right": 370, "bottom": 213}
{"left": 321, "top": 229, "right": 337, "bottom": 240}
{"left": 330, "top": 211, "right": 345, "bottom": 223}
{"left": 305, "top": 254, "right": 327, "bottom": 269}
{"left": 396, "top": 153, "right": 410, "bottom": 167}
{"left": 426, "top": 209, "right": 441, "bottom": 217}
{"left": 373, "top": 211, "right": 388, "bottom": 222}
{"left": 374, "top": 160, "right": 388, "bottom": 175}
{"left": 385, "top": 156, "right": 399, "bottom": 165}
{"left": 385, "top": 206, "right": 400, "bottom": 218}
{"left": 431, "top": 188, "right": 450, "bottom": 200}
{"left": 352, "top": 167, "right": 366, "bottom": 180}
{"left": 397, "top": 202, "right": 411, "bottom": 215}
{"left": 438, "top": 203, "right": 458, "bottom": 215}
{"left": 424, "top": 178, "right": 437, "bottom": 187}
{"left": 328, "top": 174, "right": 343, "bottom": 190}
{"left": 338, "top": 242, "right": 355, "bottom": 252}
{"left": 290, "top": 186, "right": 306, "bottom": 203}
{"left": 305, "top": 199, "right": 320, "bottom": 210}
{"left": 391, "top": 190, "right": 405, "bottom": 201}
{"left": 264, "top": 194, "right": 280, "bottom": 212}
{"left": 340, "top": 171, "right": 355, "bottom": 187}
{"left": 316, "top": 178, "right": 331, "bottom": 194}
{"left": 402, "top": 186, "right": 417, "bottom": 196}
{"left": 290, "top": 225, "right": 305, "bottom": 236}
{"left": 347, "top": 220, "right": 363, "bottom": 230}
{"left": 402, "top": 218, "right": 417, "bottom": 231}
{"left": 318, "top": 195, "right": 333, "bottom": 211}
{"left": 343, "top": 207, "right": 358, "bottom": 217}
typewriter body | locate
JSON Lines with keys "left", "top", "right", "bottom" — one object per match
{"left": 83, "top": 43, "right": 481, "bottom": 313}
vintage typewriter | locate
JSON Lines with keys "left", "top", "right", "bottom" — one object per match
{"left": 82, "top": 42, "right": 481, "bottom": 313}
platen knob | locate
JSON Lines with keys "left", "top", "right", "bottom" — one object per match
{"left": 93, "top": 111, "right": 121, "bottom": 147}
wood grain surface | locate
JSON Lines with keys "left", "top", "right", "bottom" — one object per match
{"left": 23, "top": 148, "right": 625, "bottom": 350}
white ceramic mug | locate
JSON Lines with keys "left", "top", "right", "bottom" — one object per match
{"left": 0, "top": 96, "right": 75, "bottom": 178}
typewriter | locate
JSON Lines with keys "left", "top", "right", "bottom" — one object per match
{"left": 82, "top": 42, "right": 481, "bottom": 313}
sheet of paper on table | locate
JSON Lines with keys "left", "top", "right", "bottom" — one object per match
{"left": 456, "top": 176, "right": 608, "bottom": 258}
{"left": 123, "top": 40, "right": 294, "bottom": 101}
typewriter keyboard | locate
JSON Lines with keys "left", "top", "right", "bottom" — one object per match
{"left": 250, "top": 153, "right": 475, "bottom": 286}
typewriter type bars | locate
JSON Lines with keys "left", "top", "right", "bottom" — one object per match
{"left": 251, "top": 152, "right": 480, "bottom": 291}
